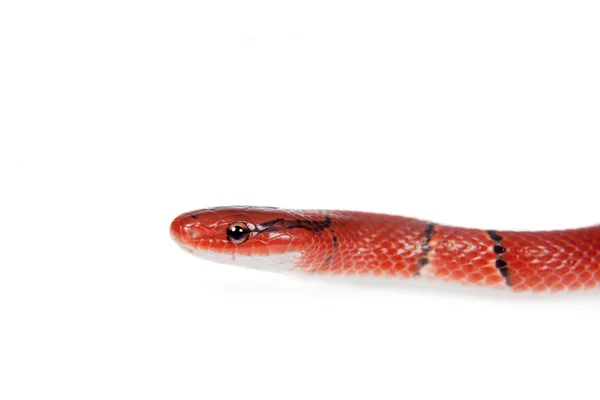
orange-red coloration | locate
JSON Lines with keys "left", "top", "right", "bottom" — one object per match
{"left": 424, "top": 226, "right": 504, "bottom": 288}
{"left": 170, "top": 207, "right": 600, "bottom": 292}
{"left": 500, "top": 228, "right": 600, "bottom": 292}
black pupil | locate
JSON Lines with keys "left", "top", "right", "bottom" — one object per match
{"left": 228, "top": 225, "right": 247, "bottom": 241}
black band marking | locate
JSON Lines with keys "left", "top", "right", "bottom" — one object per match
{"left": 416, "top": 223, "right": 437, "bottom": 274}
{"left": 493, "top": 244, "right": 506, "bottom": 254}
{"left": 488, "top": 230, "right": 503, "bottom": 242}
{"left": 487, "top": 230, "right": 511, "bottom": 286}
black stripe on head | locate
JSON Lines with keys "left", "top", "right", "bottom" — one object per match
{"left": 255, "top": 216, "right": 332, "bottom": 234}
{"left": 254, "top": 215, "right": 337, "bottom": 270}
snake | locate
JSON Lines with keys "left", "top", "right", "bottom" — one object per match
{"left": 170, "top": 206, "right": 600, "bottom": 292}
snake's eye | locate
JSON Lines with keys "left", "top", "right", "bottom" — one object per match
{"left": 226, "top": 222, "right": 250, "bottom": 245}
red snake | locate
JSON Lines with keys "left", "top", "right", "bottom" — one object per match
{"left": 170, "top": 206, "right": 600, "bottom": 292}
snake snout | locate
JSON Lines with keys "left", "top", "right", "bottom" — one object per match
{"left": 170, "top": 212, "right": 198, "bottom": 246}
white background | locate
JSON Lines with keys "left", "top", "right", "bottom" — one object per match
{"left": 1, "top": 1, "right": 600, "bottom": 399}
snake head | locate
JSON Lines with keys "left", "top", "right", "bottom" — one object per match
{"left": 170, "top": 206, "right": 334, "bottom": 272}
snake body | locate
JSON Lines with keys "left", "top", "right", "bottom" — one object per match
{"left": 170, "top": 206, "right": 600, "bottom": 292}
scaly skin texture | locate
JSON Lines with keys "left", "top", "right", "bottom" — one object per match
{"left": 170, "top": 206, "right": 600, "bottom": 292}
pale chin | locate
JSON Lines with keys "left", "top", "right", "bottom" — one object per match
{"left": 189, "top": 246, "right": 302, "bottom": 273}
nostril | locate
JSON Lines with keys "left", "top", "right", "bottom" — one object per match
{"left": 170, "top": 214, "right": 204, "bottom": 243}
{"left": 187, "top": 226, "right": 200, "bottom": 239}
